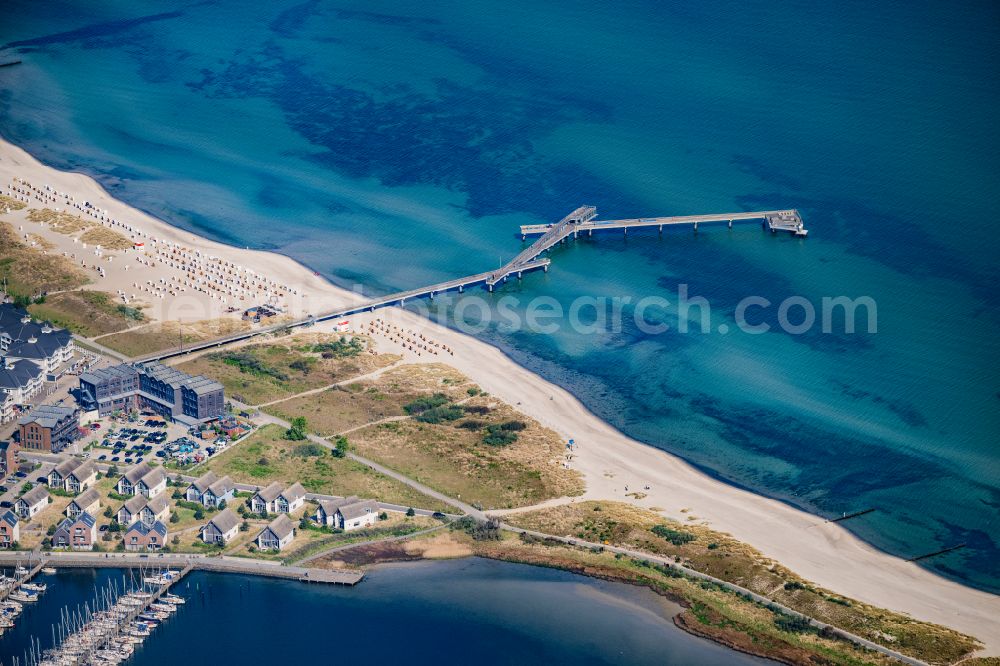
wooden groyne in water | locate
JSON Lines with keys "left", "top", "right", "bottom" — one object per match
{"left": 907, "top": 544, "right": 966, "bottom": 563}
{"left": 827, "top": 508, "right": 876, "bottom": 524}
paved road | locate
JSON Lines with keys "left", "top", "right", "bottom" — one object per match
{"left": 0, "top": 550, "right": 363, "bottom": 584}
{"left": 18, "top": 451, "right": 456, "bottom": 518}
{"left": 0, "top": 460, "right": 55, "bottom": 507}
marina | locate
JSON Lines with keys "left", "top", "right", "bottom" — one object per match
{"left": 13, "top": 567, "right": 190, "bottom": 666}
{"left": 0, "top": 555, "right": 363, "bottom": 665}
{"left": 2, "top": 560, "right": 47, "bottom": 605}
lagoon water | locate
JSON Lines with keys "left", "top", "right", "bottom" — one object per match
{"left": 0, "top": 1, "right": 998, "bottom": 591}
{"left": 0, "top": 562, "right": 770, "bottom": 665}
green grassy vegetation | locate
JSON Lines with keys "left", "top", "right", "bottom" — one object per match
{"left": 204, "top": 424, "right": 449, "bottom": 511}
{"left": 29, "top": 290, "right": 143, "bottom": 337}
{"left": 348, "top": 383, "right": 583, "bottom": 510}
{"left": 175, "top": 334, "right": 397, "bottom": 405}
{"left": 0, "top": 220, "right": 89, "bottom": 300}
{"left": 504, "top": 502, "right": 981, "bottom": 665}
{"left": 280, "top": 515, "right": 435, "bottom": 564}
{"left": 0, "top": 195, "right": 27, "bottom": 214}
{"left": 27, "top": 208, "right": 95, "bottom": 234}
{"left": 99, "top": 318, "right": 252, "bottom": 357}
{"left": 310, "top": 336, "right": 365, "bottom": 357}
{"left": 461, "top": 527, "right": 907, "bottom": 666}
{"left": 79, "top": 226, "right": 132, "bottom": 250}
{"left": 263, "top": 363, "right": 468, "bottom": 438}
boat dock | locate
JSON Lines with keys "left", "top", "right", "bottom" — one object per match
{"left": 29, "top": 566, "right": 190, "bottom": 665}
{"left": 0, "top": 559, "right": 44, "bottom": 602}
{"left": 133, "top": 204, "right": 805, "bottom": 363}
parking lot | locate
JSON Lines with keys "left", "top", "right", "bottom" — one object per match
{"left": 81, "top": 411, "right": 253, "bottom": 471}
{"left": 88, "top": 420, "right": 170, "bottom": 468}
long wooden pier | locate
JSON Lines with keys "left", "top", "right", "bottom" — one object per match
{"left": 131, "top": 204, "right": 805, "bottom": 363}
{"left": 519, "top": 208, "right": 807, "bottom": 239}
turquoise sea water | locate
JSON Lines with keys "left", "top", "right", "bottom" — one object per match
{"left": 0, "top": 1, "right": 998, "bottom": 591}
{"left": 0, "top": 563, "right": 770, "bottom": 665}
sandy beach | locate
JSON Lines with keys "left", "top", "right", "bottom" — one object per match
{"left": 2, "top": 137, "right": 997, "bottom": 654}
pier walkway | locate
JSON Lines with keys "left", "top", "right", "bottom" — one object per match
{"left": 518, "top": 208, "right": 807, "bottom": 239}
{"left": 0, "top": 559, "right": 43, "bottom": 602}
{"left": 0, "top": 552, "right": 364, "bottom": 586}
{"left": 131, "top": 204, "right": 804, "bottom": 363}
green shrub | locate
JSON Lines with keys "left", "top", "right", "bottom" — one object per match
{"left": 415, "top": 405, "right": 465, "bottom": 424}
{"left": 116, "top": 305, "right": 144, "bottom": 322}
{"left": 311, "top": 336, "right": 363, "bottom": 358}
{"left": 289, "top": 358, "right": 314, "bottom": 375}
{"left": 651, "top": 525, "right": 695, "bottom": 546}
{"left": 293, "top": 443, "right": 326, "bottom": 457}
{"left": 774, "top": 613, "right": 815, "bottom": 634}
{"left": 453, "top": 516, "right": 501, "bottom": 541}
{"left": 216, "top": 351, "right": 288, "bottom": 382}
{"left": 482, "top": 424, "right": 519, "bottom": 447}
{"left": 403, "top": 393, "right": 450, "bottom": 415}
{"left": 285, "top": 416, "right": 308, "bottom": 440}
